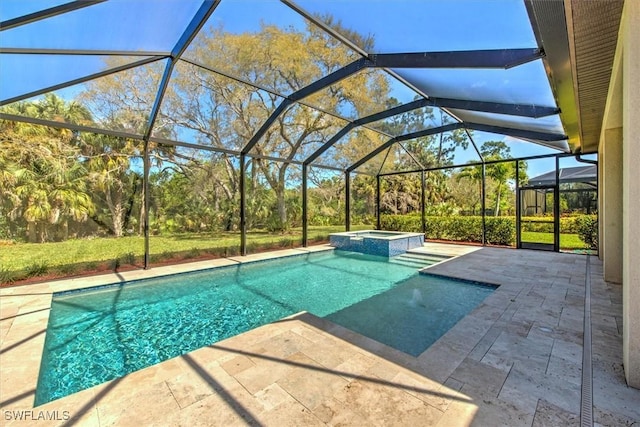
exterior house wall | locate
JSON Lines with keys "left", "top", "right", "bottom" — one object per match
{"left": 601, "top": 0, "right": 640, "bottom": 388}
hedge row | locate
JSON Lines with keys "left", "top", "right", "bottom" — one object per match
{"left": 380, "top": 215, "right": 515, "bottom": 245}
{"left": 520, "top": 216, "right": 588, "bottom": 234}
{"left": 380, "top": 214, "right": 598, "bottom": 247}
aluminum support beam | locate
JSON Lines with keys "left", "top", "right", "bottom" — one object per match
{"left": 481, "top": 164, "right": 487, "bottom": 245}
{"left": 0, "top": 1, "right": 106, "bottom": 31}
{"left": 139, "top": 1, "right": 221, "bottom": 266}
{"left": 465, "top": 128, "right": 484, "bottom": 163}
{"left": 144, "top": 63, "right": 175, "bottom": 140}
{"left": 377, "top": 151, "right": 584, "bottom": 177}
{"left": 144, "top": 1, "right": 220, "bottom": 141}
{"left": 345, "top": 172, "right": 351, "bottom": 231}
{"left": 180, "top": 57, "right": 388, "bottom": 135}
{"left": 302, "top": 164, "right": 308, "bottom": 247}
{"left": 305, "top": 98, "right": 433, "bottom": 165}
{"left": 305, "top": 125, "right": 355, "bottom": 165}
{"left": 398, "top": 142, "right": 425, "bottom": 170}
{"left": 378, "top": 147, "right": 393, "bottom": 176}
{"left": 516, "top": 161, "right": 522, "bottom": 248}
{"left": 464, "top": 122, "right": 567, "bottom": 142}
{"left": 0, "top": 48, "right": 171, "bottom": 56}
{"left": 554, "top": 156, "right": 561, "bottom": 251}
{"left": 0, "top": 56, "right": 164, "bottom": 106}
{"left": 376, "top": 175, "right": 381, "bottom": 230}
{"left": 304, "top": 96, "right": 558, "bottom": 166}
{"left": 242, "top": 58, "right": 369, "bottom": 155}
{"left": 246, "top": 47, "right": 546, "bottom": 160}
{"left": 347, "top": 123, "right": 463, "bottom": 172}
{"left": 0, "top": 113, "right": 143, "bottom": 140}
{"left": 171, "top": 1, "right": 220, "bottom": 59}
{"left": 150, "top": 137, "right": 239, "bottom": 156}
{"left": 241, "top": 101, "right": 294, "bottom": 155}
{"left": 239, "top": 154, "right": 247, "bottom": 255}
{"left": 370, "top": 48, "right": 544, "bottom": 69}
{"left": 143, "top": 140, "right": 151, "bottom": 268}
{"left": 282, "top": 0, "right": 369, "bottom": 57}
{"left": 432, "top": 97, "right": 559, "bottom": 118}
{"left": 421, "top": 171, "right": 426, "bottom": 235}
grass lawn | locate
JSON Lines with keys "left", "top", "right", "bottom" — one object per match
{"left": 521, "top": 231, "right": 588, "bottom": 249}
{"left": 1, "top": 226, "right": 589, "bottom": 284}
{"left": 0, "top": 225, "right": 372, "bottom": 279}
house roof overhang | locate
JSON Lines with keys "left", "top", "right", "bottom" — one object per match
{"left": 526, "top": 0, "right": 624, "bottom": 154}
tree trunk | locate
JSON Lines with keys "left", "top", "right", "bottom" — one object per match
{"left": 27, "top": 221, "right": 37, "bottom": 243}
{"left": 105, "top": 187, "right": 125, "bottom": 237}
{"left": 37, "top": 222, "right": 46, "bottom": 243}
{"left": 138, "top": 180, "right": 145, "bottom": 236}
{"left": 112, "top": 206, "right": 124, "bottom": 237}
{"left": 56, "top": 219, "right": 69, "bottom": 241}
{"left": 494, "top": 184, "right": 502, "bottom": 217}
{"left": 276, "top": 184, "right": 287, "bottom": 230}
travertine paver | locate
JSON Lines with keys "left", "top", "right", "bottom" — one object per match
{"left": 531, "top": 399, "right": 580, "bottom": 426}
{"left": 1, "top": 243, "right": 639, "bottom": 426}
{"left": 589, "top": 261, "right": 640, "bottom": 426}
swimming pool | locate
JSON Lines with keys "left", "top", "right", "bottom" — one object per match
{"left": 36, "top": 250, "right": 495, "bottom": 405}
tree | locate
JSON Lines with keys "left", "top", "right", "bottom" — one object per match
{"left": 151, "top": 23, "right": 390, "bottom": 231}
{"left": 380, "top": 173, "right": 421, "bottom": 215}
{"left": 395, "top": 108, "right": 469, "bottom": 205}
{"left": 308, "top": 173, "right": 344, "bottom": 225}
{"left": 454, "top": 166, "right": 483, "bottom": 214}
{"left": 76, "top": 133, "right": 142, "bottom": 237}
{"left": 149, "top": 153, "right": 240, "bottom": 233}
{"left": 481, "top": 141, "right": 514, "bottom": 217}
{"left": 0, "top": 95, "right": 95, "bottom": 242}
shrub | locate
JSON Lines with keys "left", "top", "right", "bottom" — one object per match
{"left": 485, "top": 217, "right": 516, "bottom": 246}
{"left": 381, "top": 214, "right": 516, "bottom": 246}
{"left": 58, "top": 263, "right": 79, "bottom": 275}
{"left": 382, "top": 214, "right": 422, "bottom": 233}
{"left": 380, "top": 215, "right": 516, "bottom": 245}
{"left": 84, "top": 261, "right": 99, "bottom": 271}
{"left": 575, "top": 215, "right": 598, "bottom": 249}
{"left": 184, "top": 248, "right": 202, "bottom": 259}
{"left": 521, "top": 216, "right": 554, "bottom": 233}
{"left": 521, "top": 216, "right": 583, "bottom": 234}
{"left": 381, "top": 213, "right": 598, "bottom": 248}
{"left": 122, "top": 251, "right": 137, "bottom": 265}
{"left": 279, "top": 237, "right": 294, "bottom": 248}
{"left": 0, "top": 268, "right": 16, "bottom": 285}
{"left": 25, "top": 262, "right": 48, "bottom": 278}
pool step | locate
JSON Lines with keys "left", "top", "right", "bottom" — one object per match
{"left": 389, "top": 253, "right": 449, "bottom": 269}
{"left": 403, "top": 252, "right": 450, "bottom": 262}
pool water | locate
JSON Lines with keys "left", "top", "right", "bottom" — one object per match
{"left": 36, "top": 250, "right": 495, "bottom": 405}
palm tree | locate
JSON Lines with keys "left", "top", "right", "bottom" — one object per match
{"left": 79, "top": 133, "right": 141, "bottom": 237}
{"left": 0, "top": 95, "right": 95, "bottom": 242}
{"left": 479, "top": 141, "right": 515, "bottom": 217}
{"left": 32, "top": 93, "right": 93, "bottom": 125}
{"left": 485, "top": 160, "right": 512, "bottom": 216}
{"left": 456, "top": 163, "right": 483, "bottom": 213}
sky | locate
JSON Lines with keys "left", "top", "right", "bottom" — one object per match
{"left": 0, "top": 0, "right": 572, "bottom": 177}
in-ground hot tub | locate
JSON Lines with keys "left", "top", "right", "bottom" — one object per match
{"left": 329, "top": 230, "right": 425, "bottom": 257}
